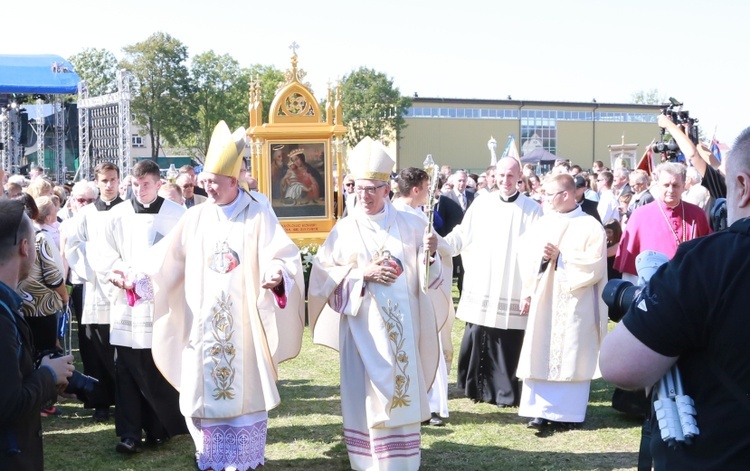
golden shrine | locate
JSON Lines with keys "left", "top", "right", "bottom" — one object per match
{"left": 247, "top": 46, "right": 346, "bottom": 245}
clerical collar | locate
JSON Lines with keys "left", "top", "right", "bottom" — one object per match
{"left": 360, "top": 203, "right": 389, "bottom": 231}
{"left": 660, "top": 199, "right": 681, "bottom": 211}
{"left": 95, "top": 196, "right": 123, "bottom": 212}
{"left": 500, "top": 191, "right": 520, "bottom": 203}
{"left": 218, "top": 190, "right": 242, "bottom": 219}
{"left": 557, "top": 205, "right": 582, "bottom": 218}
{"left": 131, "top": 196, "right": 164, "bottom": 214}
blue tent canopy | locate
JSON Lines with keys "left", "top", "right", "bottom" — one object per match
{"left": 0, "top": 54, "right": 80, "bottom": 94}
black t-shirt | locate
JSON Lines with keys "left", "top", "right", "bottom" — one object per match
{"left": 701, "top": 164, "right": 726, "bottom": 200}
{"left": 622, "top": 218, "right": 750, "bottom": 469}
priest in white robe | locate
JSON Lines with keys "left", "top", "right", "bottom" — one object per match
{"left": 517, "top": 174, "right": 608, "bottom": 429}
{"left": 146, "top": 122, "right": 305, "bottom": 471}
{"left": 65, "top": 162, "right": 124, "bottom": 421}
{"left": 96, "top": 159, "right": 187, "bottom": 453}
{"left": 308, "top": 137, "right": 441, "bottom": 471}
{"left": 445, "top": 157, "right": 543, "bottom": 407}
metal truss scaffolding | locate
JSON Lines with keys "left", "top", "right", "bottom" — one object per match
{"left": 78, "top": 69, "right": 132, "bottom": 180}
{"left": 0, "top": 107, "right": 23, "bottom": 173}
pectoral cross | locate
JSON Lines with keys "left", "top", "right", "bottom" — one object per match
{"left": 214, "top": 241, "right": 230, "bottom": 274}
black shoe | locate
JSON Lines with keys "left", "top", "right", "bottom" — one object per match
{"left": 116, "top": 438, "right": 141, "bottom": 454}
{"left": 422, "top": 412, "right": 446, "bottom": 426}
{"left": 553, "top": 421, "right": 582, "bottom": 430}
{"left": 145, "top": 436, "right": 169, "bottom": 448}
{"left": 527, "top": 417, "right": 549, "bottom": 428}
{"left": 429, "top": 412, "right": 445, "bottom": 426}
{"left": 93, "top": 408, "right": 110, "bottom": 422}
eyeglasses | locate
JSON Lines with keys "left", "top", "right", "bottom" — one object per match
{"left": 180, "top": 184, "right": 194, "bottom": 189}
{"left": 544, "top": 190, "right": 565, "bottom": 199}
{"left": 354, "top": 183, "right": 387, "bottom": 195}
{"left": 76, "top": 197, "right": 95, "bottom": 204}
{"left": 344, "top": 182, "right": 355, "bottom": 187}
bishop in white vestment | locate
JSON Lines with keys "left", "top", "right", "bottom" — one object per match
{"left": 149, "top": 122, "right": 305, "bottom": 471}
{"left": 308, "top": 138, "right": 441, "bottom": 471}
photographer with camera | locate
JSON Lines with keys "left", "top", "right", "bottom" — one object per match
{"left": 0, "top": 199, "right": 75, "bottom": 470}
{"left": 600, "top": 126, "right": 750, "bottom": 469}
{"left": 657, "top": 113, "right": 726, "bottom": 204}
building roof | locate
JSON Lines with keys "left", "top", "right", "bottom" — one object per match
{"left": 0, "top": 54, "right": 80, "bottom": 94}
{"left": 412, "top": 96, "right": 662, "bottom": 111}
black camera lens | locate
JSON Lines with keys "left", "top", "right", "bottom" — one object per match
{"left": 64, "top": 371, "right": 98, "bottom": 398}
{"left": 602, "top": 279, "right": 642, "bottom": 322}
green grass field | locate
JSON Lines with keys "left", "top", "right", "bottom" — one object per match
{"left": 43, "top": 300, "right": 643, "bottom": 471}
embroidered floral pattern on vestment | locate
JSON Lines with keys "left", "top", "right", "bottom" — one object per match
{"left": 210, "top": 292, "right": 237, "bottom": 400}
{"left": 380, "top": 299, "right": 411, "bottom": 408}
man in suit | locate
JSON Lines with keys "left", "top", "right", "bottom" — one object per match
{"left": 442, "top": 170, "right": 474, "bottom": 294}
{"left": 434, "top": 175, "right": 463, "bottom": 238}
{"left": 612, "top": 167, "right": 632, "bottom": 199}
{"left": 179, "top": 165, "right": 207, "bottom": 197}
{"left": 574, "top": 175, "right": 602, "bottom": 224}
{"left": 628, "top": 169, "right": 655, "bottom": 216}
{"left": 444, "top": 170, "right": 474, "bottom": 212}
{"left": 177, "top": 173, "right": 207, "bottom": 209}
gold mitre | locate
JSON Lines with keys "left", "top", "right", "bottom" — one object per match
{"left": 203, "top": 121, "right": 247, "bottom": 178}
{"left": 347, "top": 137, "right": 394, "bottom": 182}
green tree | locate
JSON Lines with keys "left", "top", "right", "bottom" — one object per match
{"left": 120, "top": 32, "right": 195, "bottom": 160}
{"left": 68, "top": 48, "right": 119, "bottom": 96}
{"left": 188, "top": 51, "right": 250, "bottom": 159}
{"left": 246, "top": 64, "right": 285, "bottom": 124}
{"left": 340, "top": 67, "right": 411, "bottom": 147}
{"left": 631, "top": 89, "right": 665, "bottom": 105}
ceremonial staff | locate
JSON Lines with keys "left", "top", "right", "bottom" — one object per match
{"left": 422, "top": 154, "right": 440, "bottom": 292}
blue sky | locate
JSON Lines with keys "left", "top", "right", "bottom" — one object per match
{"left": 4, "top": 0, "right": 749, "bottom": 145}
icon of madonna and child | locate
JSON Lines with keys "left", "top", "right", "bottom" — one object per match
{"left": 270, "top": 143, "right": 326, "bottom": 218}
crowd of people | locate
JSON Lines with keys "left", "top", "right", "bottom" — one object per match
{"left": 2, "top": 114, "right": 748, "bottom": 471}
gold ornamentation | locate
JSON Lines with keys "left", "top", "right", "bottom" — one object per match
{"left": 285, "top": 93, "right": 308, "bottom": 115}
{"left": 210, "top": 292, "right": 237, "bottom": 400}
{"left": 380, "top": 299, "right": 411, "bottom": 408}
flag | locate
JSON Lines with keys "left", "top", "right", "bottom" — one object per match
{"left": 501, "top": 134, "right": 521, "bottom": 167}
{"left": 711, "top": 139, "right": 722, "bottom": 162}
{"left": 636, "top": 140, "right": 658, "bottom": 175}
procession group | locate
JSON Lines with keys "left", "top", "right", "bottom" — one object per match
{"left": 3, "top": 112, "right": 743, "bottom": 471}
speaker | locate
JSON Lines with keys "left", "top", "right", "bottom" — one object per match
{"left": 66, "top": 103, "right": 78, "bottom": 130}
{"left": 19, "top": 112, "right": 28, "bottom": 145}
{"left": 20, "top": 111, "right": 36, "bottom": 148}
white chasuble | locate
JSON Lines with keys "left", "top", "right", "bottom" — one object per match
{"left": 355, "top": 219, "right": 424, "bottom": 428}
{"left": 446, "top": 193, "right": 543, "bottom": 330}
{"left": 150, "top": 191, "right": 305, "bottom": 420}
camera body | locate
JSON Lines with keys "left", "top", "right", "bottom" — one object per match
{"left": 35, "top": 349, "right": 98, "bottom": 400}
{"left": 651, "top": 98, "right": 700, "bottom": 161}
